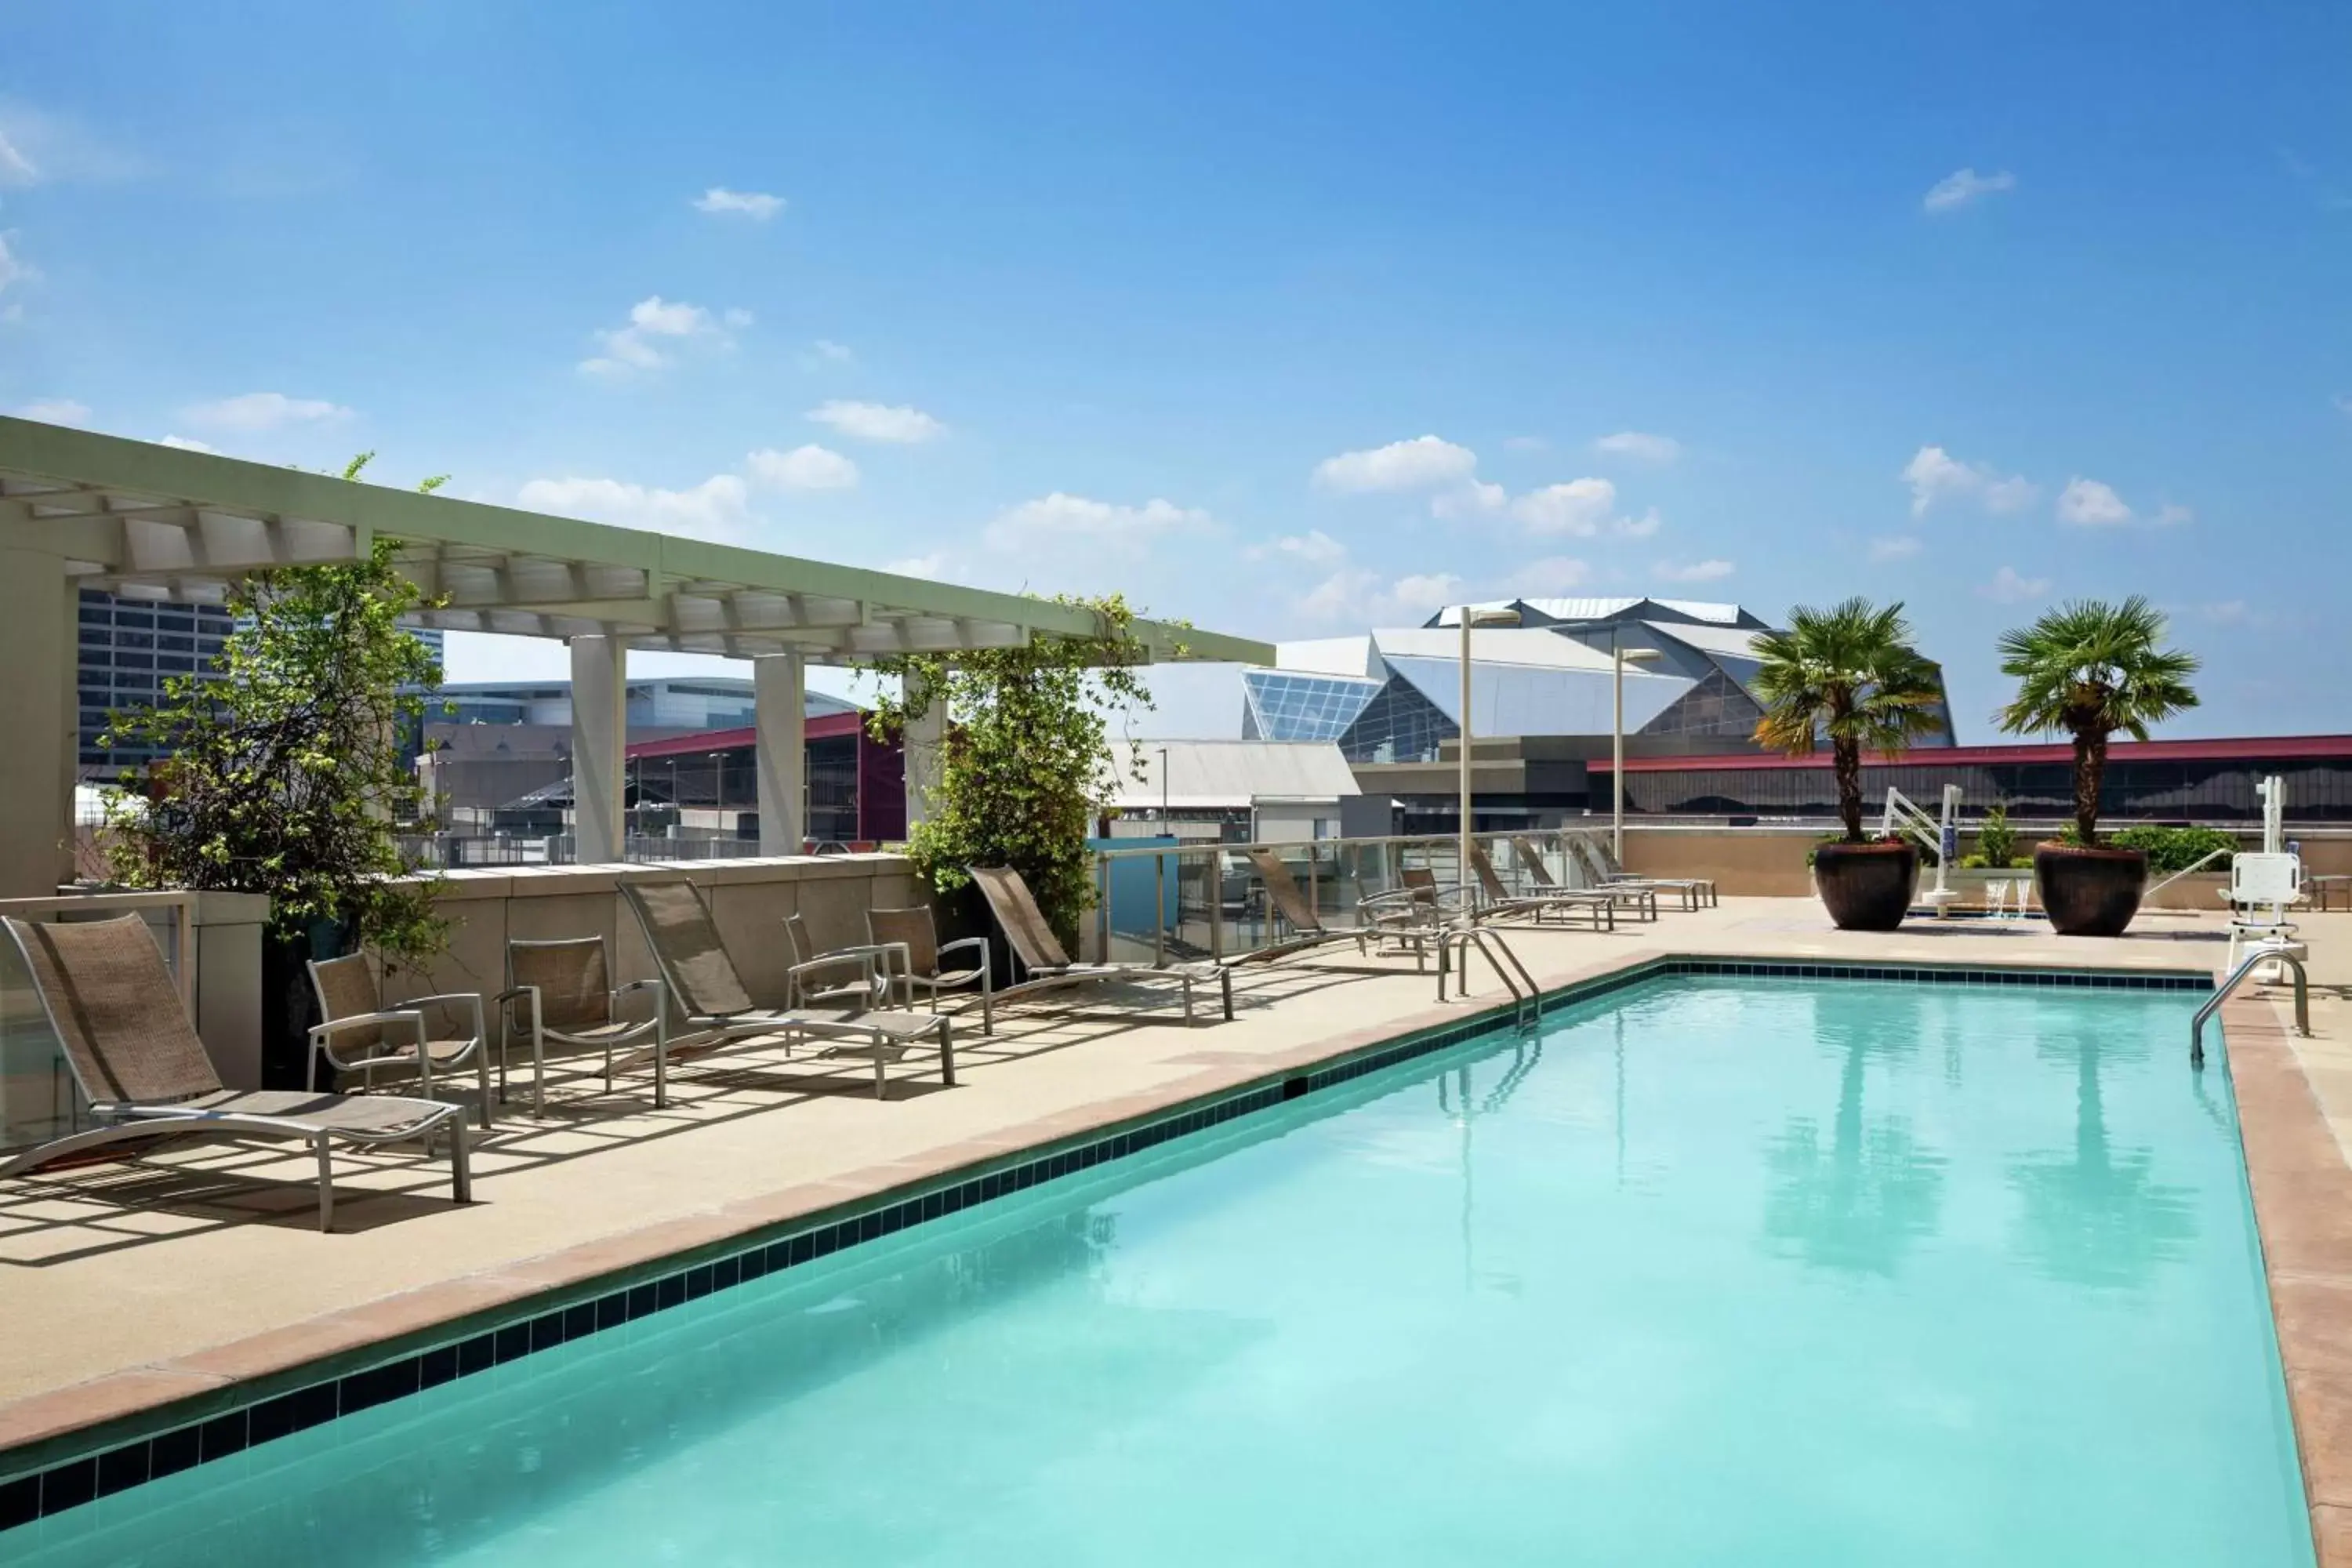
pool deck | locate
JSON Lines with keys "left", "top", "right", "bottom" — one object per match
{"left": 4, "top": 894, "right": 2350, "bottom": 1555}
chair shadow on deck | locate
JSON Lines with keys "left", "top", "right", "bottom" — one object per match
{"left": 0, "top": 946, "right": 1439, "bottom": 1267}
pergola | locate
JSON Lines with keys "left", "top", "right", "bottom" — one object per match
{"left": 0, "top": 416, "right": 1271, "bottom": 895}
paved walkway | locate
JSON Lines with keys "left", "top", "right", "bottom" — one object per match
{"left": 2, "top": 895, "right": 2343, "bottom": 1546}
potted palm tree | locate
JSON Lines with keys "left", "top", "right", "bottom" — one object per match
{"left": 1994, "top": 597, "right": 2199, "bottom": 936}
{"left": 1753, "top": 597, "right": 1946, "bottom": 931}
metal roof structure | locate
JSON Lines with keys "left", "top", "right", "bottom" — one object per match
{"left": 1104, "top": 740, "right": 1361, "bottom": 811}
{"left": 0, "top": 417, "right": 1271, "bottom": 666}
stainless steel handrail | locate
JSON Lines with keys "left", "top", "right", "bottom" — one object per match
{"left": 1436, "top": 924, "right": 1541, "bottom": 1030}
{"left": 2190, "top": 949, "right": 2309, "bottom": 1069}
{"left": 2146, "top": 845, "right": 2234, "bottom": 901}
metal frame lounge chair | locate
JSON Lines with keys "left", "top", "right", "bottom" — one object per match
{"left": 1465, "top": 842, "right": 1616, "bottom": 931}
{"left": 866, "top": 905, "right": 996, "bottom": 1029}
{"left": 495, "top": 936, "right": 668, "bottom": 1116}
{"left": 1236, "top": 845, "right": 1441, "bottom": 968}
{"left": 0, "top": 914, "right": 470, "bottom": 1232}
{"left": 1566, "top": 832, "right": 1704, "bottom": 916}
{"left": 309, "top": 954, "right": 494, "bottom": 1129}
{"left": 619, "top": 878, "right": 953, "bottom": 1099}
{"left": 967, "top": 865, "right": 1232, "bottom": 1024}
{"left": 785, "top": 912, "right": 905, "bottom": 1010}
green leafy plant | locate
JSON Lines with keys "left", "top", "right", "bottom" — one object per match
{"left": 1752, "top": 597, "right": 1946, "bottom": 844}
{"left": 1994, "top": 597, "right": 2199, "bottom": 847}
{"left": 2105, "top": 824, "right": 2237, "bottom": 874}
{"left": 863, "top": 593, "right": 1165, "bottom": 945}
{"left": 100, "top": 456, "right": 452, "bottom": 971}
{"left": 1969, "top": 802, "right": 2024, "bottom": 869}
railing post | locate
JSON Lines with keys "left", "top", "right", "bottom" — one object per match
{"left": 1154, "top": 851, "right": 1167, "bottom": 967}
{"left": 1209, "top": 846, "right": 1225, "bottom": 961}
{"left": 1097, "top": 852, "right": 1109, "bottom": 964}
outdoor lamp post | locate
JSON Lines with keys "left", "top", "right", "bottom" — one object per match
{"left": 1457, "top": 604, "right": 1521, "bottom": 916}
{"left": 1610, "top": 632, "right": 1663, "bottom": 862}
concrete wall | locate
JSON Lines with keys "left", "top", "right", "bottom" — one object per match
{"left": 383, "top": 855, "right": 927, "bottom": 1051}
{"left": 1615, "top": 824, "right": 2352, "bottom": 904}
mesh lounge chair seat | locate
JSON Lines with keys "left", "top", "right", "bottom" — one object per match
{"left": 1234, "top": 846, "right": 1439, "bottom": 968}
{"left": 1566, "top": 832, "right": 1713, "bottom": 913}
{"left": 620, "top": 879, "right": 953, "bottom": 1099}
{"left": 0, "top": 915, "right": 470, "bottom": 1232}
{"left": 866, "top": 906, "right": 996, "bottom": 1029}
{"left": 310, "top": 954, "right": 493, "bottom": 1129}
{"left": 967, "top": 866, "right": 1232, "bottom": 1024}
{"left": 495, "top": 936, "right": 669, "bottom": 1116}
{"left": 785, "top": 913, "right": 901, "bottom": 1010}
{"left": 1467, "top": 843, "right": 1616, "bottom": 931}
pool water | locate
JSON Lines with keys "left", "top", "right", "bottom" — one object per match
{"left": 18, "top": 978, "right": 2314, "bottom": 1566}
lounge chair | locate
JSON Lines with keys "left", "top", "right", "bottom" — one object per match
{"left": 0, "top": 914, "right": 470, "bottom": 1232}
{"left": 967, "top": 865, "right": 1232, "bottom": 1023}
{"left": 1566, "top": 832, "right": 1708, "bottom": 914}
{"left": 1233, "top": 845, "right": 1440, "bottom": 968}
{"left": 1399, "top": 866, "right": 1478, "bottom": 923}
{"left": 619, "top": 879, "right": 953, "bottom": 1098}
{"left": 866, "top": 905, "right": 995, "bottom": 1029}
{"left": 309, "top": 954, "right": 494, "bottom": 1129}
{"left": 785, "top": 912, "right": 902, "bottom": 1009}
{"left": 1466, "top": 842, "right": 1615, "bottom": 931}
{"left": 495, "top": 936, "right": 669, "bottom": 1115}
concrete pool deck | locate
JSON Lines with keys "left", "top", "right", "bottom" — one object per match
{"left": 3, "top": 894, "right": 2348, "bottom": 1555}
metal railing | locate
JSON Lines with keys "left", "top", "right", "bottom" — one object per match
{"left": 1438, "top": 924, "right": 1542, "bottom": 1029}
{"left": 397, "top": 833, "right": 809, "bottom": 869}
{"left": 2190, "top": 949, "right": 2310, "bottom": 1069}
{"left": 1088, "top": 829, "right": 1596, "bottom": 967}
{"left": 2146, "top": 846, "right": 2235, "bottom": 901}
{"left": 0, "top": 890, "right": 196, "bottom": 1153}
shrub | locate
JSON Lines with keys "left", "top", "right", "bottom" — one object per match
{"left": 1973, "top": 803, "right": 2025, "bottom": 869}
{"left": 2105, "top": 824, "right": 2237, "bottom": 874}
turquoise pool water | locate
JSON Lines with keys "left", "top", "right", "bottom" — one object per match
{"left": 16, "top": 977, "right": 2313, "bottom": 1566}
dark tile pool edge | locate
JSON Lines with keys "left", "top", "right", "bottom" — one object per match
{"left": 0, "top": 952, "right": 2211, "bottom": 1530}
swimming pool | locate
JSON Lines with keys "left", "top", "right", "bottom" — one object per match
{"left": 9, "top": 973, "right": 2314, "bottom": 1566}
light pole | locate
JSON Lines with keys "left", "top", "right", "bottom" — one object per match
{"left": 1158, "top": 746, "right": 1170, "bottom": 824}
{"left": 1610, "top": 629, "right": 1662, "bottom": 862}
{"left": 1457, "top": 604, "right": 1520, "bottom": 916}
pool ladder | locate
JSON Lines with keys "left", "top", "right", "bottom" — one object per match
{"left": 2190, "top": 949, "right": 2309, "bottom": 1069}
{"left": 1436, "top": 924, "right": 1543, "bottom": 1031}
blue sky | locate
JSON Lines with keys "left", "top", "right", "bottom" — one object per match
{"left": 5, "top": 2, "right": 2348, "bottom": 738}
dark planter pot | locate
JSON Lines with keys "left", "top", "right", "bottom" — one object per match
{"left": 1813, "top": 841, "right": 1918, "bottom": 932}
{"left": 259, "top": 917, "right": 358, "bottom": 1091}
{"left": 2035, "top": 844, "right": 2148, "bottom": 937}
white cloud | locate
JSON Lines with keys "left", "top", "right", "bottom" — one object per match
{"left": 985, "top": 493, "right": 1212, "bottom": 552}
{"left": 2056, "top": 477, "right": 2132, "bottom": 527}
{"left": 807, "top": 399, "right": 945, "bottom": 444}
{"left": 2336, "top": 393, "right": 2352, "bottom": 419}
{"left": 1613, "top": 507, "right": 1663, "bottom": 539}
{"left": 157, "top": 434, "right": 216, "bottom": 453}
{"left": 579, "top": 295, "right": 740, "bottom": 378}
{"left": 809, "top": 339, "right": 855, "bottom": 365}
{"left": 1922, "top": 167, "right": 2016, "bottom": 213}
{"left": 1868, "top": 535, "right": 1924, "bottom": 562}
{"left": 0, "top": 234, "right": 34, "bottom": 297}
{"left": 1980, "top": 565, "right": 2051, "bottom": 604}
{"left": 1902, "top": 444, "right": 2037, "bottom": 517}
{"left": 2195, "top": 600, "right": 2249, "bottom": 626}
{"left": 884, "top": 552, "right": 949, "bottom": 580}
{"left": 13, "top": 397, "right": 89, "bottom": 425}
{"left": 1297, "top": 568, "right": 1465, "bottom": 624}
{"left": 1312, "top": 434, "right": 1479, "bottom": 492}
{"left": 746, "top": 443, "right": 858, "bottom": 492}
{"left": 0, "top": 129, "right": 34, "bottom": 185}
{"left": 1592, "top": 430, "right": 1681, "bottom": 464}
{"left": 1247, "top": 529, "right": 1347, "bottom": 566}
{"left": 1510, "top": 477, "right": 1618, "bottom": 536}
{"left": 1508, "top": 556, "right": 1592, "bottom": 596}
{"left": 2151, "top": 502, "right": 2193, "bottom": 528}
{"left": 180, "top": 391, "right": 352, "bottom": 431}
{"left": 691, "top": 187, "right": 785, "bottom": 220}
{"left": 516, "top": 474, "right": 753, "bottom": 543}
{"left": 1429, "top": 479, "right": 1507, "bottom": 520}
{"left": 1656, "top": 558, "right": 1734, "bottom": 583}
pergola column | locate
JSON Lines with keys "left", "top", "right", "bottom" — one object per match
{"left": 753, "top": 651, "right": 806, "bottom": 855}
{"left": 570, "top": 633, "right": 627, "bottom": 865}
{"left": 902, "top": 670, "right": 946, "bottom": 833}
{"left": 0, "top": 548, "right": 75, "bottom": 897}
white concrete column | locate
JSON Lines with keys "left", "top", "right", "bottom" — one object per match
{"left": 753, "top": 652, "right": 806, "bottom": 855}
{"left": 0, "top": 550, "right": 75, "bottom": 897}
{"left": 902, "top": 670, "right": 947, "bottom": 833}
{"left": 570, "top": 634, "right": 627, "bottom": 864}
